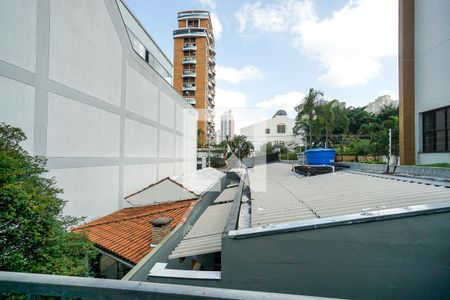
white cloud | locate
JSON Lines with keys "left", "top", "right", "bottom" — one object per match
{"left": 210, "top": 13, "right": 223, "bottom": 39}
{"left": 256, "top": 91, "right": 305, "bottom": 118}
{"left": 198, "top": 0, "right": 215, "bottom": 9}
{"left": 236, "top": 0, "right": 398, "bottom": 87}
{"left": 216, "top": 64, "right": 263, "bottom": 84}
{"left": 236, "top": 0, "right": 315, "bottom": 33}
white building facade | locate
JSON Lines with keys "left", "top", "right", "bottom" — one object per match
{"left": 0, "top": 0, "right": 198, "bottom": 220}
{"left": 399, "top": 0, "right": 450, "bottom": 165}
{"left": 240, "top": 110, "right": 303, "bottom": 152}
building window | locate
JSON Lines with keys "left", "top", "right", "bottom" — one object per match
{"left": 422, "top": 105, "right": 450, "bottom": 153}
{"left": 277, "top": 124, "right": 286, "bottom": 134}
{"left": 184, "top": 38, "right": 196, "bottom": 43}
{"left": 187, "top": 20, "right": 199, "bottom": 27}
{"left": 183, "top": 91, "right": 195, "bottom": 97}
{"left": 265, "top": 128, "right": 270, "bottom": 134}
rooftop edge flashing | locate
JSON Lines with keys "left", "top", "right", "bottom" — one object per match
{"left": 227, "top": 200, "right": 450, "bottom": 239}
{"left": 148, "top": 263, "right": 220, "bottom": 280}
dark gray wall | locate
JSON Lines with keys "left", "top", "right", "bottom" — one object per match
{"left": 134, "top": 211, "right": 450, "bottom": 299}
{"left": 221, "top": 211, "right": 450, "bottom": 300}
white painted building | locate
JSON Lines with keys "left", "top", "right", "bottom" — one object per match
{"left": 0, "top": 0, "right": 198, "bottom": 220}
{"left": 240, "top": 110, "right": 303, "bottom": 152}
{"left": 399, "top": 0, "right": 450, "bottom": 165}
{"left": 365, "top": 95, "right": 398, "bottom": 114}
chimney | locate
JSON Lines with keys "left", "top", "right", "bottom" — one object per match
{"left": 150, "top": 217, "right": 172, "bottom": 247}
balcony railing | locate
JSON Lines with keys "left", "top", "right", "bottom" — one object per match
{"left": 182, "top": 84, "right": 196, "bottom": 91}
{"left": 178, "top": 11, "right": 210, "bottom": 20}
{"left": 182, "top": 70, "right": 196, "bottom": 77}
{"left": 182, "top": 57, "right": 196, "bottom": 64}
{"left": 208, "top": 56, "right": 216, "bottom": 65}
{"left": 185, "top": 97, "right": 196, "bottom": 105}
{"left": 173, "top": 28, "right": 208, "bottom": 38}
{"left": 183, "top": 44, "right": 197, "bottom": 51}
{"left": 0, "top": 271, "right": 308, "bottom": 299}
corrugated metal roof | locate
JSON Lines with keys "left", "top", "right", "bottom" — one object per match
{"left": 213, "top": 186, "right": 238, "bottom": 204}
{"left": 250, "top": 163, "right": 450, "bottom": 228}
{"left": 171, "top": 167, "right": 225, "bottom": 195}
{"left": 169, "top": 202, "right": 232, "bottom": 259}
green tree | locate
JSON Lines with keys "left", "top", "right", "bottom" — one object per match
{"left": 227, "top": 135, "right": 254, "bottom": 159}
{"left": 346, "top": 106, "right": 376, "bottom": 134}
{"left": 294, "top": 88, "right": 324, "bottom": 148}
{"left": 0, "top": 123, "right": 96, "bottom": 275}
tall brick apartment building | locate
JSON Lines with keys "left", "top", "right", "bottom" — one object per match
{"left": 173, "top": 11, "right": 216, "bottom": 146}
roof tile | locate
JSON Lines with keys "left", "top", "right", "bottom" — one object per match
{"left": 73, "top": 199, "right": 198, "bottom": 264}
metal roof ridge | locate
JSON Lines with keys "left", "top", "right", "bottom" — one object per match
{"left": 228, "top": 200, "right": 450, "bottom": 239}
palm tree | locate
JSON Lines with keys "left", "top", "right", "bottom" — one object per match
{"left": 317, "top": 100, "right": 338, "bottom": 148}
{"left": 227, "top": 135, "right": 254, "bottom": 160}
{"left": 295, "top": 88, "right": 324, "bottom": 149}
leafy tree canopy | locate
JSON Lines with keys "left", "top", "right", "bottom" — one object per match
{"left": 0, "top": 123, "right": 96, "bottom": 276}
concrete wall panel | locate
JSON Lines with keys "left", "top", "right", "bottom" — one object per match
{"left": 51, "top": 166, "right": 120, "bottom": 220}
{"left": 158, "top": 162, "right": 174, "bottom": 179}
{"left": 0, "top": 0, "right": 36, "bottom": 72}
{"left": 160, "top": 92, "right": 175, "bottom": 129}
{"left": 123, "top": 163, "right": 157, "bottom": 199}
{"left": 47, "top": 93, "right": 120, "bottom": 157}
{"left": 49, "top": 0, "right": 122, "bottom": 106}
{"left": 124, "top": 119, "right": 157, "bottom": 157}
{"left": 0, "top": 76, "right": 35, "bottom": 153}
{"left": 126, "top": 64, "right": 158, "bottom": 121}
{"left": 159, "top": 130, "right": 175, "bottom": 158}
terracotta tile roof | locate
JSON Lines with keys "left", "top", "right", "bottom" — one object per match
{"left": 73, "top": 199, "right": 198, "bottom": 264}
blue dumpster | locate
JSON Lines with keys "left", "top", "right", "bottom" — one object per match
{"left": 305, "top": 148, "right": 336, "bottom": 165}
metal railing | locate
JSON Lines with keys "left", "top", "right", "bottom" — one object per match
{"left": 0, "top": 271, "right": 310, "bottom": 300}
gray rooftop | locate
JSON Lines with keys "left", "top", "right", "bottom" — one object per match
{"left": 249, "top": 163, "right": 450, "bottom": 228}
{"left": 169, "top": 202, "right": 233, "bottom": 259}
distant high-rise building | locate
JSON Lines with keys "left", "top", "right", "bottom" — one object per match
{"left": 220, "top": 110, "right": 235, "bottom": 142}
{"left": 173, "top": 10, "right": 216, "bottom": 147}
{"left": 365, "top": 95, "right": 398, "bottom": 114}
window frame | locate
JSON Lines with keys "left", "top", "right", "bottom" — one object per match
{"left": 422, "top": 105, "right": 450, "bottom": 153}
{"left": 277, "top": 124, "right": 286, "bottom": 134}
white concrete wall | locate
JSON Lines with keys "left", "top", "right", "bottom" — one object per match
{"left": 0, "top": 0, "right": 197, "bottom": 220}
{"left": 415, "top": 0, "right": 450, "bottom": 164}
{"left": 241, "top": 116, "right": 302, "bottom": 151}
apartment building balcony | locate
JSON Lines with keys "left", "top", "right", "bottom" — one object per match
{"left": 182, "top": 84, "right": 196, "bottom": 91}
{"left": 178, "top": 11, "right": 210, "bottom": 20}
{"left": 182, "top": 70, "right": 196, "bottom": 77}
{"left": 185, "top": 97, "right": 196, "bottom": 105}
{"left": 183, "top": 44, "right": 197, "bottom": 51}
{"left": 208, "top": 68, "right": 215, "bottom": 76}
{"left": 209, "top": 46, "right": 216, "bottom": 55}
{"left": 173, "top": 28, "right": 208, "bottom": 38}
{"left": 182, "top": 57, "right": 196, "bottom": 64}
{"left": 208, "top": 56, "right": 216, "bottom": 65}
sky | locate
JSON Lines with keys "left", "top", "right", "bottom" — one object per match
{"left": 125, "top": 0, "right": 399, "bottom": 133}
